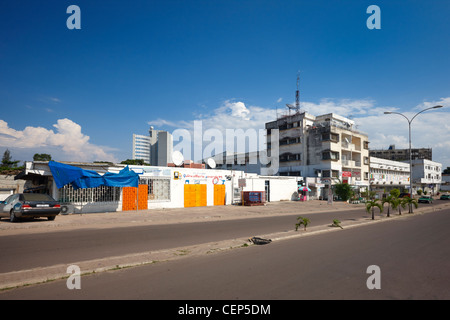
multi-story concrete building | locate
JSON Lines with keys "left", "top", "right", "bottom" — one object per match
{"left": 411, "top": 159, "right": 442, "bottom": 194}
{"left": 369, "top": 156, "right": 410, "bottom": 196}
{"left": 155, "top": 130, "right": 173, "bottom": 167}
{"left": 132, "top": 126, "right": 173, "bottom": 166}
{"left": 370, "top": 145, "right": 432, "bottom": 162}
{"left": 265, "top": 111, "right": 370, "bottom": 199}
{"left": 210, "top": 151, "right": 262, "bottom": 174}
{"left": 132, "top": 134, "right": 151, "bottom": 164}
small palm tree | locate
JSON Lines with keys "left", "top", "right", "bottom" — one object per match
{"left": 391, "top": 197, "right": 407, "bottom": 215}
{"left": 295, "top": 216, "right": 311, "bottom": 231}
{"left": 403, "top": 196, "right": 418, "bottom": 213}
{"left": 366, "top": 199, "right": 383, "bottom": 220}
{"left": 381, "top": 195, "right": 394, "bottom": 217}
{"left": 331, "top": 219, "right": 343, "bottom": 229}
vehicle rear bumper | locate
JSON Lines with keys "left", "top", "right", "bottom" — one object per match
{"left": 15, "top": 208, "right": 61, "bottom": 218}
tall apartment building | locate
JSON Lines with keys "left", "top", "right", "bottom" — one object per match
{"left": 265, "top": 111, "right": 370, "bottom": 198}
{"left": 132, "top": 134, "right": 151, "bottom": 164}
{"left": 132, "top": 126, "right": 173, "bottom": 166}
{"left": 369, "top": 145, "right": 432, "bottom": 161}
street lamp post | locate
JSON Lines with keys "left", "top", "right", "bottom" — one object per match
{"left": 384, "top": 105, "right": 443, "bottom": 202}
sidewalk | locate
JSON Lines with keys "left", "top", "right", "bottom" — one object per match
{"left": 0, "top": 200, "right": 366, "bottom": 235}
{"left": 1, "top": 199, "right": 449, "bottom": 291}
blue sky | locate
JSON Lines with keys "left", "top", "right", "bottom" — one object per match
{"left": 1, "top": 0, "right": 449, "bottom": 167}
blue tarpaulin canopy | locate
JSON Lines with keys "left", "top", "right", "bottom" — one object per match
{"left": 48, "top": 161, "right": 139, "bottom": 189}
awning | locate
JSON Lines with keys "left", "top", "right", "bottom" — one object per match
{"left": 48, "top": 161, "right": 139, "bottom": 189}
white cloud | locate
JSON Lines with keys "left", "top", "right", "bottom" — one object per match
{"left": 351, "top": 98, "right": 450, "bottom": 169}
{"left": 0, "top": 118, "right": 118, "bottom": 162}
{"left": 148, "top": 97, "right": 450, "bottom": 168}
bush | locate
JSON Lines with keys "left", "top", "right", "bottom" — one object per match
{"left": 390, "top": 189, "right": 400, "bottom": 198}
{"left": 295, "top": 216, "right": 310, "bottom": 231}
{"left": 334, "top": 181, "right": 354, "bottom": 201}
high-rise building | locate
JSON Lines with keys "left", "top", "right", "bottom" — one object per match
{"left": 132, "top": 134, "right": 151, "bottom": 164}
{"left": 132, "top": 127, "right": 173, "bottom": 166}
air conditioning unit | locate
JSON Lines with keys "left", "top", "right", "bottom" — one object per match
{"left": 60, "top": 204, "right": 75, "bottom": 215}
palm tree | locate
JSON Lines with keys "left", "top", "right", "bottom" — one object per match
{"left": 403, "top": 196, "right": 418, "bottom": 213}
{"left": 381, "top": 195, "right": 394, "bottom": 217}
{"left": 366, "top": 199, "right": 383, "bottom": 220}
{"left": 295, "top": 216, "right": 311, "bottom": 231}
{"left": 391, "top": 197, "right": 407, "bottom": 215}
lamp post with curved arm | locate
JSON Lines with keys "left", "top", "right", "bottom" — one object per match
{"left": 384, "top": 105, "right": 443, "bottom": 199}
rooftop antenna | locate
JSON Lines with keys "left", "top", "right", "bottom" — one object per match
{"left": 295, "top": 71, "right": 300, "bottom": 111}
{"left": 286, "top": 71, "right": 301, "bottom": 115}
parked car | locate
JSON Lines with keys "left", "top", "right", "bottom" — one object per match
{"left": 0, "top": 193, "right": 61, "bottom": 222}
{"left": 440, "top": 194, "right": 450, "bottom": 200}
{"left": 418, "top": 195, "right": 433, "bottom": 204}
{"left": 399, "top": 192, "right": 411, "bottom": 198}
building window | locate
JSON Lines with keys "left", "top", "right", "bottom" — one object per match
{"left": 58, "top": 185, "right": 121, "bottom": 203}
{"left": 322, "top": 150, "right": 339, "bottom": 161}
{"left": 280, "top": 153, "right": 301, "bottom": 162}
{"left": 140, "top": 177, "right": 171, "bottom": 201}
{"left": 322, "top": 132, "right": 339, "bottom": 143}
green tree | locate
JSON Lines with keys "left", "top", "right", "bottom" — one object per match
{"left": 389, "top": 188, "right": 400, "bottom": 198}
{"left": 366, "top": 199, "right": 383, "bottom": 220}
{"left": 334, "top": 180, "right": 354, "bottom": 201}
{"left": 391, "top": 197, "right": 407, "bottom": 215}
{"left": 120, "top": 159, "right": 149, "bottom": 166}
{"left": 1, "top": 149, "right": 19, "bottom": 168}
{"left": 295, "top": 216, "right": 311, "bottom": 231}
{"left": 403, "top": 197, "right": 419, "bottom": 214}
{"left": 361, "top": 190, "right": 376, "bottom": 200}
{"left": 33, "top": 153, "right": 52, "bottom": 161}
{"left": 382, "top": 195, "right": 395, "bottom": 217}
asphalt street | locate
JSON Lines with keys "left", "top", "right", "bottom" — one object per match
{"left": 1, "top": 205, "right": 449, "bottom": 300}
{"left": 0, "top": 208, "right": 371, "bottom": 273}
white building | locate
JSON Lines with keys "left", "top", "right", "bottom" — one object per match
{"left": 132, "top": 127, "right": 173, "bottom": 166}
{"left": 369, "top": 156, "right": 410, "bottom": 195}
{"left": 15, "top": 161, "right": 299, "bottom": 213}
{"left": 132, "top": 134, "right": 151, "bottom": 164}
{"left": 411, "top": 159, "right": 442, "bottom": 194}
{"left": 265, "top": 111, "right": 370, "bottom": 199}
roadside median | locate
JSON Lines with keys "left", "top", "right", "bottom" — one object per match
{"left": 1, "top": 199, "right": 449, "bottom": 291}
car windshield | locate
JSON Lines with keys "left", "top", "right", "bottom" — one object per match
{"left": 21, "top": 193, "right": 56, "bottom": 201}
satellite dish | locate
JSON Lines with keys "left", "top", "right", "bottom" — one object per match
{"left": 172, "top": 151, "right": 184, "bottom": 167}
{"left": 207, "top": 158, "right": 216, "bottom": 169}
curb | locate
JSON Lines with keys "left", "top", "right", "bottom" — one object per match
{"left": 1, "top": 202, "right": 449, "bottom": 291}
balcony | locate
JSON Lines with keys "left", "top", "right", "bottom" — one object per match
{"left": 342, "top": 160, "right": 355, "bottom": 167}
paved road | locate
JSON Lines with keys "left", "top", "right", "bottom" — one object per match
{"left": 0, "top": 208, "right": 371, "bottom": 273}
{"left": 1, "top": 207, "right": 449, "bottom": 300}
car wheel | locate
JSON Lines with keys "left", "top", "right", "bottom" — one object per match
{"left": 10, "top": 210, "right": 18, "bottom": 223}
{"left": 47, "top": 216, "right": 56, "bottom": 221}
